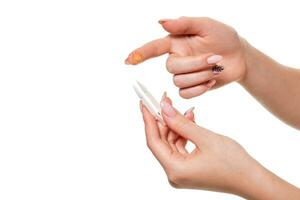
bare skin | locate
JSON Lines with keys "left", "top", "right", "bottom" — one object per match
{"left": 240, "top": 43, "right": 300, "bottom": 129}
{"left": 126, "top": 17, "right": 300, "bottom": 199}
{"left": 141, "top": 95, "right": 300, "bottom": 200}
{"left": 125, "top": 17, "right": 300, "bottom": 129}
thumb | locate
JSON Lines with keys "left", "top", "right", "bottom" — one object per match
{"left": 158, "top": 17, "right": 210, "bottom": 36}
{"left": 160, "top": 99, "right": 209, "bottom": 146}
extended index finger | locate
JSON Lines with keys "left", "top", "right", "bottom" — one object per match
{"left": 125, "top": 37, "right": 171, "bottom": 65}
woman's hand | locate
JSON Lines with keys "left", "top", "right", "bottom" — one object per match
{"left": 140, "top": 93, "right": 255, "bottom": 195}
{"left": 126, "top": 17, "right": 248, "bottom": 98}
{"left": 140, "top": 93, "right": 300, "bottom": 199}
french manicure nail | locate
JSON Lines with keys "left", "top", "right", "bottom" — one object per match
{"left": 161, "top": 91, "right": 167, "bottom": 102}
{"left": 160, "top": 100, "right": 176, "bottom": 118}
{"left": 207, "top": 55, "right": 223, "bottom": 64}
{"left": 184, "top": 107, "right": 195, "bottom": 115}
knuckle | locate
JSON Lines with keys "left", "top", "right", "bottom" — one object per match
{"left": 168, "top": 181, "right": 179, "bottom": 188}
{"left": 176, "top": 116, "right": 191, "bottom": 129}
{"left": 151, "top": 43, "right": 160, "bottom": 57}
{"left": 199, "top": 16, "right": 213, "bottom": 22}
{"left": 146, "top": 140, "right": 152, "bottom": 149}
{"left": 203, "top": 16, "right": 212, "bottom": 21}
{"left": 145, "top": 137, "right": 155, "bottom": 150}
{"left": 178, "top": 120, "right": 190, "bottom": 130}
{"left": 167, "top": 167, "right": 188, "bottom": 188}
{"left": 168, "top": 179, "right": 182, "bottom": 189}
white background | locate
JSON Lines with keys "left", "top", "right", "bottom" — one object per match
{"left": 1, "top": 0, "right": 300, "bottom": 199}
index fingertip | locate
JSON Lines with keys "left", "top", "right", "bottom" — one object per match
{"left": 125, "top": 52, "right": 144, "bottom": 65}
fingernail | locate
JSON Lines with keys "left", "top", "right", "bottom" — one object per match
{"left": 160, "top": 100, "right": 176, "bottom": 118}
{"left": 184, "top": 107, "right": 195, "bottom": 115}
{"left": 158, "top": 19, "right": 173, "bottom": 24}
{"left": 131, "top": 52, "right": 143, "bottom": 65}
{"left": 212, "top": 65, "right": 224, "bottom": 74}
{"left": 207, "top": 55, "right": 223, "bottom": 64}
{"left": 161, "top": 91, "right": 167, "bottom": 102}
{"left": 125, "top": 58, "right": 130, "bottom": 65}
{"left": 206, "top": 79, "right": 216, "bottom": 88}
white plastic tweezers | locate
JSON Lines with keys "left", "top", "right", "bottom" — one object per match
{"left": 133, "top": 81, "right": 164, "bottom": 124}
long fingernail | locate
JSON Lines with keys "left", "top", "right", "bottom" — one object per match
{"left": 184, "top": 107, "right": 195, "bottom": 115}
{"left": 161, "top": 91, "right": 167, "bottom": 102}
{"left": 206, "top": 79, "right": 216, "bottom": 88}
{"left": 207, "top": 55, "right": 223, "bottom": 64}
{"left": 212, "top": 65, "right": 224, "bottom": 74}
{"left": 160, "top": 100, "right": 176, "bottom": 118}
{"left": 158, "top": 18, "right": 173, "bottom": 24}
{"left": 125, "top": 58, "right": 130, "bottom": 65}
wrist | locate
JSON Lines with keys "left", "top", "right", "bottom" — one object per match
{"left": 237, "top": 38, "right": 258, "bottom": 86}
{"left": 229, "top": 158, "right": 269, "bottom": 199}
{"left": 237, "top": 38, "right": 283, "bottom": 87}
{"left": 235, "top": 158, "right": 300, "bottom": 200}
{"left": 237, "top": 160, "right": 274, "bottom": 200}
